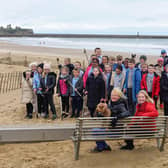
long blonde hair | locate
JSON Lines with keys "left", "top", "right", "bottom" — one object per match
{"left": 111, "top": 87, "right": 126, "bottom": 99}
{"left": 137, "top": 90, "right": 154, "bottom": 104}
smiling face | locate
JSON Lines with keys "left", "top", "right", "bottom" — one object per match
{"left": 93, "top": 68, "right": 100, "bottom": 77}
{"left": 148, "top": 66, "right": 155, "bottom": 74}
{"left": 111, "top": 92, "right": 120, "bottom": 102}
{"left": 137, "top": 92, "right": 146, "bottom": 104}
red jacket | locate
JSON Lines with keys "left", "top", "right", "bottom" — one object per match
{"left": 135, "top": 102, "right": 158, "bottom": 117}
{"left": 133, "top": 102, "right": 159, "bottom": 129}
{"left": 141, "top": 73, "right": 160, "bottom": 98}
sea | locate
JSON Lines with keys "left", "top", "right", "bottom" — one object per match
{"left": 0, "top": 37, "right": 168, "bottom": 56}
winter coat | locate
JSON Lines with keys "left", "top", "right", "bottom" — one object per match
{"left": 133, "top": 102, "right": 158, "bottom": 129}
{"left": 109, "top": 98, "right": 130, "bottom": 119}
{"left": 141, "top": 73, "right": 160, "bottom": 98}
{"left": 86, "top": 73, "right": 105, "bottom": 109}
{"left": 83, "top": 65, "right": 103, "bottom": 88}
{"left": 124, "top": 68, "right": 141, "bottom": 102}
{"left": 40, "top": 72, "right": 57, "bottom": 95}
{"left": 110, "top": 71, "right": 126, "bottom": 90}
{"left": 21, "top": 78, "right": 33, "bottom": 104}
{"left": 69, "top": 76, "right": 83, "bottom": 97}
{"left": 160, "top": 72, "right": 168, "bottom": 103}
{"left": 33, "top": 73, "right": 42, "bottom": 94}
{"left": 102, "top": 72, "right": 112, "bottom": 99}
{"left": 57, "top": 75, "right": 70, "bottom": 96}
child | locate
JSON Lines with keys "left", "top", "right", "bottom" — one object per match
{"left": 160, "top": 64, "right": 168, "bottom": 115}
{"left": 85, "top": 67, "right": 105, "bottom": 117}
{"left": 155, "top": 58, "right": 164, "bottom": 108}
{"left": 102, "top": 64, "right": 112, "bottom": 101}
{"left": 110, "top": 64, "right": 126, "bottom": 91}
{"left": 109, "top": 56, "right": 116, "bottom": 70}
{"left": 29, "top": 62, "right": 38, "bottom": 113}
{"left": 40, "top": 63, "right": 57, "bottom": 120}
{"left": 64, "top": 58, "right": 74, "bottom": 75}
{"left": 99, "top": 56, "right": 109, "bottom": 71}
{"left": 141, "top": 64, "right": 160, "bottom": 109}
{"left": 57, "top": 66, "right": 70, "bottom": 118}
{"left": 113, "top": 55, "right": 125, "bottom": 71}
{"left": 33, "top": 63, "right": 44, "bottom": 117}
{"left": 70, "top": 68, "right": 83, "bottom": 118}
{"left": 74, "top": 61, "right": 84, "bottom": 77}
{"left": 135, "top": 55, "right": 147, "bottom": 70}
{"left": 141, "top": 63, "right": 148, "bottom": 76}
{"left": 21, "top": 70, "right": 33, "bottom": 119}
{"left": 120, "top": 90, "right": 158, "bottom": 150}
{"left": 123, "top": 59, "right": 141, "bottom": 116}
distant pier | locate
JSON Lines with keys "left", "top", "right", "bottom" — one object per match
{"left": 0, "top": 33, "right": 168, "bottom": 39}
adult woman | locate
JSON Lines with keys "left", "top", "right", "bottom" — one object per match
{"left": 91, "top": 88, "right": 130, "bottom": 152}
{"left": 121, "top": 90, "right": 159, "bottom": 150}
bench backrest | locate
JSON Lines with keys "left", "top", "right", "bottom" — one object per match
{"left": 74, "top": 116, "right": 168, "bottom": 141}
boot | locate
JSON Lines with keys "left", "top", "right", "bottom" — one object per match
{"left": 52, "top": 114, "right": 57, "bottom": 120}
{"left": 120, "top": 140, "right": 134, "bottom": 150}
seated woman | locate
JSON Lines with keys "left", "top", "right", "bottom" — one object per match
{"left": 121, "top": 90, "right": 159, "bottom": 150}
{"left": 91, "top": 88, "right": 130, "bottom": 152}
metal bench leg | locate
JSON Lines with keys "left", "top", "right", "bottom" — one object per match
{"left": 156, "top": 138, "right": 160, "bottom": 150}
{"left": 74, "top": 141, "right": 80, "bottom": 160}
{"left": 160, "top": 137, "right": 166, "bottom": 152}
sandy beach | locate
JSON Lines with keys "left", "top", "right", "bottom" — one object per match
{"left": 0, "top": 41, "right": 166, "bottom": 168}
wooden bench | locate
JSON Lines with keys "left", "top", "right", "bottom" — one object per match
{"left": 72, "top": 116, "right": 168, "bottom": 160}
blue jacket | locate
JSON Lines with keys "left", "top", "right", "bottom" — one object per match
{"left": 33, "top": 73, "right": 42, "bottom": 94}
{"left": 124, "top": 68, "right": 141, "bottom": 102}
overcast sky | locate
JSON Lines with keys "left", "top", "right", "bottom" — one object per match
{"left": 0, "top": 0, "right": 168, "bottom": 34}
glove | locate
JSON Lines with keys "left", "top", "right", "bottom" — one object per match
{"left": 111, "top": 117, "right": 118, "bottom": 128}
{"left": 153, "top": 96, "right": 158, "bottom": 100}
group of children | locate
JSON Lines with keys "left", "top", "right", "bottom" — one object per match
{"left": 21, "top": 47, "right": 168, "bottom": 119}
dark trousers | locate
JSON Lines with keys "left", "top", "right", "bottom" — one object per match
{"left": 160, "top": 92, "right": 163, "bottom": 104}
{"left": 61, "top": 96, "right": 69, "bottom": 113}
{"left": 71, "top": 96, "right": 83, "bottom": 117}
{"left": 26, "top": 103, "right": 33, "bottom": 116}
{"left": 88, "top": 107, "right": 96, "bottom": 117}
{"left": 44, "top": 94, "right": 56, "bottom": 115}
{"left": 37, "top": 94, "right": 44, "bottom": 114}
{"left": 164, "top": 102, "right": 168, "bottom": 116}
{"left": 127, "top": 88, "right": 136, "bottom": 116}
{"left": 148, "top": 92, "right": 158, "bottom": 109}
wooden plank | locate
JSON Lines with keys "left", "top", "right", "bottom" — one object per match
{"left": 0, "top": 124, "right": 75, "bottom": 143}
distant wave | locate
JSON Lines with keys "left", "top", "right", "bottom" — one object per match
{"left": 0, "top": 37, "right": 167, "bottom": 55}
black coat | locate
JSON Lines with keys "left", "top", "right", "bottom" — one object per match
{"left": 69, "top": 76, "right": 83, "bottom": 96}
{"left": 40, "top": 72, "right": 57, "bottom": 95}
{"left": 86, "top": 73, "right": 105, "bottom": 108}
{"left": 160, "top": 72, "right": 168, "bottom": 103}
{"left": 109, "top": 98, "right": 130, "bottom": 119}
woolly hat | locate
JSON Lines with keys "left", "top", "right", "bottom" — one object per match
{"left": 157, "top": 57, "right": 164, "bottom": 62}
{"left": 161, "top": 49, "right": 167, "bottom": 54}
{"left": 29, "top": 62, "right": 37, "bottom": 68}
{"left": 37, "top": 63, "right": 44, "bottom": 69}
{"left": 44, "top": 63, "right": 51, "bottom": 69}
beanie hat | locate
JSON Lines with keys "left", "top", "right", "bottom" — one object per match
{"left": 29, "top": 62, "right": 37, "bottom": 68}
{"left": 157, "top": 57, "right": 164, "bottom": 62}
{"left": 37, "top": 63, "right": 44, "bottom": 69}
{"left": 161, "top": 49, "right": 167, "bottom": 54}
{"left": 44, "top": 63, "right": 51, "bottom": 69}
